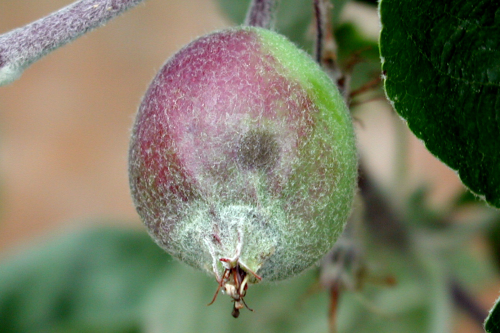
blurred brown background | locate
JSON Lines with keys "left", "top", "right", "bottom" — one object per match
{"left": 0, "top": 1, "right": 492, "bottom": 332}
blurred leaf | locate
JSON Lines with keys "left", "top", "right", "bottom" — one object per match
{"left": 336, "top": 238, "right": 454, "bottom": 333}
{"left": 335, "top": 22, "right": 379, "bottom": 63}
{"left": 334, "top": 22, "right": 382, "bottom": 95}
{"left": 0, "top": 226, "right": 169, "bottom": 333}
{"left": 0, "top": 222, "right": 493, "bottom": 333}
{"left": 379, "top": 0, "right": 500, "bottom": 207}
{"left": 405, "top": 187, "right": 445, "bottom": 229}
{"left": 486, "top": 295, "right": 500, "bottom": 333}
{"left": 336, "top": 189, "right": 496, "bottom": 333}
{"left": 486, "top": 215, "right": 500, "bottom": 272}
{"left": 0, "top": 225, "right": 332, "bottom": 333}
{"left": 453, "top": 190, "right": 485, "bottom": 207}
{"left": 217, "top": 0, "right": 349, "bottom": 51}
{"left": 141, "top": 266, "right": 330, "bottom": 333}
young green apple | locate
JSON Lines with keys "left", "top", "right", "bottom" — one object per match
{"left": 128, "top": 26, "right": 357, "bottom": 317}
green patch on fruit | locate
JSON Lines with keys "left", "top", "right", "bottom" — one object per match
{"left": 254, "top": 27, "right": 351, "bottom": 126}
{"left": 255, "top": 24, "right": 358, "bottom": 239}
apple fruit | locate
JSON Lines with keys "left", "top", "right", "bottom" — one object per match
{"left": 128, "top": 26, "right": 357, "bottom": 316}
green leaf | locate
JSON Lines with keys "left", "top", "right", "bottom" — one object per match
{"left": 217, "top": 0, "right": 349, "bottom": 51}
{"left": 0, "top": 223, "right": 492, "bottom": 332}
{"left": 141, "top": 265, "right": 330, "bottom": 333}
{"left": 334, "top": 22, "right": 382, "bottom": 95}
{"left": 0, "top": 225, "right": 169, "bottom": 333}
{"left": 379, "top": 0, "right": 500, "bottom": 207}
{"left": 0, "top": 226, "right": 332, "bottom": 333}
{"left": 486, "top": 295, "right": 500, "bottom": 333}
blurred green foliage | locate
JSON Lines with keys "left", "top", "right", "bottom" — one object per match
{"left": 0, "top": 209, "right": 494, "bottom": 333}
{"left": 0, "top": 227, "right": 168, "bottom": 333}
{"left": 0, "top": 226, "right": 332, "bottom": 333}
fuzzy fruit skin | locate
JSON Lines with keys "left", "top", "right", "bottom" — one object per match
{"left": 129, "top": 26, "right": 357, "bottom": 283}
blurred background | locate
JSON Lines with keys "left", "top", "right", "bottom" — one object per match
{"left": 0, "top": 1, "right": 497, "bottom": 332}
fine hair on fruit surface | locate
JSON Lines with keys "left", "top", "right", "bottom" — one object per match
{"left": 128, "top": 26, "right": 357, "bottom": 314}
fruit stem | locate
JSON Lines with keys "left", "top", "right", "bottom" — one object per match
{"left": 0, "top": 0, "right": 147, "bottom": 86}
{"left": 313, "top": 0, "right": 327, "bottom": 64}
{"left": 312, "top": 0, "right": 346, "bottom": 98}
{"left": 244, "top": 0, "right": 277, "bottom": 29}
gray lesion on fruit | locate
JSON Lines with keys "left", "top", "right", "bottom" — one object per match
{"left": 236, "top": 129, "right": 280, "bottom": 171}
{"left": 169, "top": 202, "right": 280, "bottom": 281}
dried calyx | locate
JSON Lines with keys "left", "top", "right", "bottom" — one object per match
{"left": 209, "top": 257, "right": 262, "bottom": 318}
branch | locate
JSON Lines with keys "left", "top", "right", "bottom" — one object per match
{"left": 313, "top": 0, "right": 327, "bottom": 64}
{"left": 312, "top": 0, "right": 346, "bottom": 97}
{"left": 244, "top": 0, "right": 277, "bottom": 29}
{"left": 450, "top": 278, "right": 488, "bottom": 327}
{"left": 0, "top": 0, "right": 147, "bottom": 86}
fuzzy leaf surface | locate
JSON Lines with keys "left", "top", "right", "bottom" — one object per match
{"left": 379, "top": 0, "right": 500, "bottom": 207}
{"left": 484, "top": 298, "right": 500, "bottom": 333}
{"left": 486, "top": 295, "right": 500, "bottom": 333}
